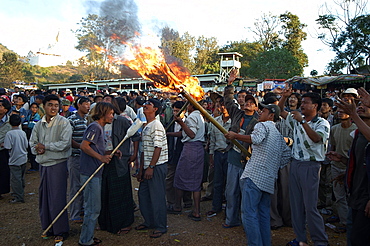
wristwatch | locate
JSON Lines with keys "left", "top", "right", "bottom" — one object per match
{"left": 149, "top": 165, "right": 155, "bottom": 169}
{"left": 300, "top": 120, "right": 307, "bottom": 125}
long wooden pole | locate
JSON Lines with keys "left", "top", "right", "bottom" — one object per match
{"left": 41, "top": 119, "right": 143, "bottom": 237}
{"left": 181, "top": 90, "right": 251, "bottom": 158}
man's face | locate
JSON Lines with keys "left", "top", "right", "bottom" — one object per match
{"left": 95, "top": 97, "right": 103, "bottom": 103}
{"left": 44, "top": 100, "right": 60, "bottom": 118}
{"left": 103, "top": 97, "right": 112, "bottom": 103}
{"left": 357, "top": 102, "right": 370, "bottom": 119}
{"left": 62, "top": 105, "right": 70, "bottom": 112}
{"left": 237, "top": 92, "right": 247, "bottom": 106}
{"left": 341, "top": 94, "right": 356, "bottom": 104}
{"left": 243, "top": 99, "right": 256, "bottom": 113}
{"left": 103, "top": 109, "right": 114, "bottom": 124}
{"left": 320, "top": 102, "right": 331, "bottom": 114}
{"left": 300, "top": 97, "right": 317, "bottom": 116}
{"left": 258, "top": 108, "right": 272, "bottom": 122}
{"left": 143, "top": 101, "right": 157, "bottom": 116}
{"left": 288, "top": 95, "right": 298, "bottom": 108}
{"left": 0, "top": 102, "right": 8, "bottom": 116}
{"left": 79, "top": 101, "right": 91, "bottom": 115}
{"left": 337, "top": 108, "right": 350, "bottom": 120}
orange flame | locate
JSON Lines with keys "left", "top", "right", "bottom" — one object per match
{"left": 121, "top": 44, "right": 204, "bottom": 101}
{"left": 93, "top": 45, "right": 108, "bottom": 54}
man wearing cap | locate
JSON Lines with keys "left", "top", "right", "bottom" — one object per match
{"left": 278, "top": 87, "right": 330, "bottom": 246}
{"left": 60, "top": 99, "right": 72, "bottom": 118}
{"left": 136, "top": 98, "right": 168, "bottom": 238}
{"left": 225, "top": 103, "right": 291, "bottom": 246}
{"left": 222, "top": 70, "right": 259, "bottom": 228}
{"left": 341, "top": 88, "right": 358, "bottom": 103}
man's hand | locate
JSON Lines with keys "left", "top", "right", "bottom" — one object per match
{"left": 174, "top": 114, "right": 183, "bottom": 123}
{"left": 137, "top": 169, "right": 143, "bottom": 182}
{"left": 326, "top": 151, "right": 343, "bottom": 162}
{"left": 335, "top": 98, "right": 357, "bottom": 116}
{"left": 281, "top": 84, "right": 293, "bottom": 98}
{"left": 209, "top": 154, "right": 214, "bottom": 169}
{"left": 365, "top": 200, "right": 370, "bottom": 218}
{"left": 144, "top": 168, "right": 153, "bottom": 180}
{"left": 291, "top": 110, "right": 304, "bottom": 123}
{"left": 358, "top": 87, "right": 370, "bottom": 108}
{"left": 100, "top": 155, "right": 112, "bottom": 164}
{"left": 114, "top": 150, "right": 122, "bottom": 159}
{"left": 128, "top": 154, "right": 137, "bottom": 163}
{"left": 35, "top": 143, "right": 45, "bottom": 155}
{"left": 227, "top": 69, "right": 238, "bottom": 85}
{"left": 225, "top": 131, "right": 238, "bottom": 140}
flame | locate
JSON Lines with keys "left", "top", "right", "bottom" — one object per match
{"left": 121, "top": 44, "right": 204, "bottom": 101}
{"left": 93, "top": 45, "right": 108, "bottom": 54}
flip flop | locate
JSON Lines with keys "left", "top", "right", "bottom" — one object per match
{"left": 150, "top": 231, "right": 166, "bottom": 238}
{"left": 188, "top": 213, "right": 201, "bottom": 221}
{"left": 117, "top": 227, "right": 131, "bottom": 235}
{"left": 135, "top": 224, "right": 149, "bottom": 230}
{"left": 222, "top": 223, "right": 239, "bottom": 229}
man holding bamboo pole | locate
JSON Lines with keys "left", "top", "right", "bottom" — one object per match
{"left": 78, "top": 102, "right": 118, "bottom": 246}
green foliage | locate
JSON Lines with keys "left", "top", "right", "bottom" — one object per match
{"left": 316, "top": 0, "right": 369, "bottom": 74}
{"left": 280, "top": 12, "right": 308, "bottom": 69}
{"left": 0, "top": 52, "right": 25, "bottom": 87}
{"left": 219, "top": 41, "right": 263, "bottom": 76}
{"left": 246, "top": 48, "right": 302, "bottom": 79}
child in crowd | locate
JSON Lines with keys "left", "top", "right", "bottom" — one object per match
{"left": 4, "top": 114, "right": 28, "bottom": 203}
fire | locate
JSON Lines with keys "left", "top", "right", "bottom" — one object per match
{"left": 93, "top": 45, "right": 108, "bottom": 54}
{"left": 121, "top": 44, "right": 204, "bottom": 101}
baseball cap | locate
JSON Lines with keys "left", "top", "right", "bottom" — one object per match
{"left": 135, "top": 96, "right": 146, "bottom": 106}
{"left": 259, "top": 103, "right": 280, "bottom": 121}
{"left": 61, "top": 99, "right": 71, "bottom": 106}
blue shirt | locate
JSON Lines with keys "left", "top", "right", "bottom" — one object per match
{"left": 79, "top": 121, "right": 106, "bottom": 177}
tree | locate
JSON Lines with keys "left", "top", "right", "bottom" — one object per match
{"left": 219, "top": 41, "right": 264, "bottom": 76}
{"left": 0, "top": 52, "right": 24, "bottom": 87}
{"left": 193, "top": 36, "right": 219, "bottom": 74}
{"left": 246, "top": 48, "right": 302, "bottom": 79}
{"left": 249, "top": 13, "right": 283, "bottom": 51}
{"left": 316, "top": 0, "right": 369, "bottom": 73}
{"left": 280, "top": 12, "right": 308, "bottom": 69}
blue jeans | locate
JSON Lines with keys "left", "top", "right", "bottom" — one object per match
{"left": 212, "top": 151, "right": 228, "bottom": 212}
{"left": 242, "top": 178, "right": 271, "bottom": 246}
{"left": 225, "top": 163, "right": 244, "bottom": 226}
{"left": 79, "top": 175, "right": 101, "bottom": 245}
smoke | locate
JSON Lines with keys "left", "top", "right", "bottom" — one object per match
{"left": 85, "top": 0, "right": 141, "bottom": 42}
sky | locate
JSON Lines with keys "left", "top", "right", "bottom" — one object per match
{"left": 0, "top": 0, "right": 365, "bottom": 76}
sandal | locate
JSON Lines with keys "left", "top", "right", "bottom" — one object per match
{"left": 188, "top": 213, "right": 201, "bottom": 221}
{"left": 117, "top": 227, "right": 131, "bottom": 235}
{"left": 206, "top": 210, "right": 217, "bottom": 218}
{"left": 78, "top": 237, "right": 102, "bottom": 246}
{"left": 135, "top": 224, "right": 149, "bottom": 231}
{"left": 150, "top": 231, "right": 166, "bottom": 238}
{"left": 54, "top": 232, "right": 69, "bottom": 243}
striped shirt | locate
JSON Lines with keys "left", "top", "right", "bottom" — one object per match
{"left": 142, "top": 119, "right": 168, "bottom": 169}
{"left": 68, "top": 112, "right": 88, "bottom": 157}
{"left": 285, "top": 113, "right": 330, "bottom": 162}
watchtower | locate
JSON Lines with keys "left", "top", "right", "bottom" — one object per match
{"left": 217, "top": 52, "right": 243, "bottom": 83}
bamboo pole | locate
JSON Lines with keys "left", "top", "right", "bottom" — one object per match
{"left": 181, "top": 90, "right": 251, "bottom": 158}
{"left": 41, "top": 119, "right": 143, "bottom": 237}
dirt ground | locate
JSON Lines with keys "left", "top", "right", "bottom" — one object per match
{"left": 0, "top": 166, "right": 347, "bottom": 246}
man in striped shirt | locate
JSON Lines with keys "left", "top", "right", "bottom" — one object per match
{"left": 67, "top": 97, "right": 91, "bottom": 223}
{"left": 136, "top": 98, "right": 168, "bottom": 238}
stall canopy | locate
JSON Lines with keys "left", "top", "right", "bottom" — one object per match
{"left": 285, "top": 74, "right": 367, "bottom": 86}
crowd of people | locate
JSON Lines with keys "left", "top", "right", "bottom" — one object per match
{"left": 0, "top": 77, "right": 369, "bottom": 245}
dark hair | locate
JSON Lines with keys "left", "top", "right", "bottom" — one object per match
{"left": 0, "top": 99, "right": 11, "bottom": 112}
{"left": 30, "top": 102, "right": 39, "bottom": 108}
{"left": 263, "top": 92, "right": 277, "bottom": 101}
{"left": 289, "top": 93, "right": 302, "bottom": 108}
{"left": 172, "top": 101, "right": 185, "bottom": 109}
{"left": 17, "top": 94, "right": 28, "bottom": 104}
{"left": 74, "top": 96, "right": 90, "bottom": 110}
{"left": 92, "top": 102, "right": 116, "bottom": 121}
{"left": 322, "top": 98, "right": 333, "bottom": 108}
{"left": 302, "top": 92, "right": 322, "bottom": 111}
{"left": 9, "top": 114, "right": 21, "bottom": 126}
{"left": 43, "top": 94, "right": 60, "bottom": 106}
{"left": 116, "top": 97, "right": 127, "bottom": 113}
{"left": 238, "top": 89, "right": 248, "bottom": 95}
{"left": 58, "top": 91, "right": 65, "bottom": 97}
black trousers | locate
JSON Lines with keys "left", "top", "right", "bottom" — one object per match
{"left": 0, "top": 149, "right": 10, "bottom": 194}
{"left": 351, "top": 208, "right": 370, "bottom": 246}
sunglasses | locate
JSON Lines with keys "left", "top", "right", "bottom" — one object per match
{"left": 144, "top": 101, "right": 154, "bottom": 106}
